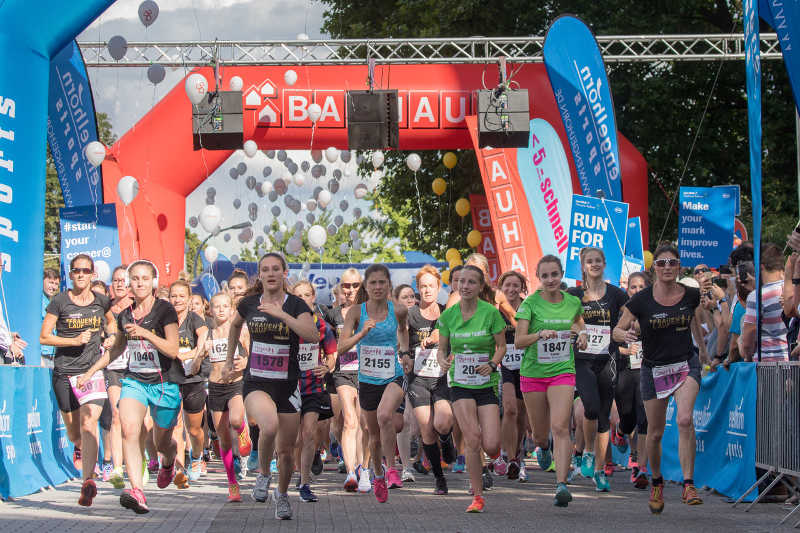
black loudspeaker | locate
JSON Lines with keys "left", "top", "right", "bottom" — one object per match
{"left": 477, "top": 89, "right": 531, "bottom": 148}
{"left": 347, "top": 90, "right": 399, "bottom": 150}
{"left": 192, "top": 91, "right": 244, "bottom": 150}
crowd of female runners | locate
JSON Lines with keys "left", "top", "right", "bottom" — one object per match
{"left": 41, "top": 243, "right": 710, "bottom": 517}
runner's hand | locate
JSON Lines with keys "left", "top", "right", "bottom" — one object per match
{"left": 74, "top": 329, "right": 92, "bottom": 346}
{"left": 312, "top": 365, "right": 329, "bottom": 378}
{"left": 123, "top": 323, "right": 147, "bottom": 339}
{"left": 576, "top": 332, "right": 588, "bottom": 351}
{"left": 75, "top": 371, "right": 92, "bottom": 389}
{"left": 233, "top": 358, "right": 247, "bottom": 372}
{"left": 438, "top": 352, "right": 453, "bottom": 372}
{"left": 624, "top": 328, "right": 639, "bottom": 344}
{"left": 401, "top": 354, "right": 413, "bottom": 374}
{"left": 257, "top": 300, "right": 286, "bottom": 320}
{"left": 102, "top": 335, "right": 115, "bottom": 349}
{"left": 538, "top": 329, "right": 557, "bottom": 340}
{"left": 476, "top": 363, "right": 493, "bottom": 376}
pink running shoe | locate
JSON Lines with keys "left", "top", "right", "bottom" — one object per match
{"left": 386, "top": 467, "right": 403, "bottom": 489}
{"left": 156, "top": 463, "right": 175, "bottom": 489}
{"left": 373, "top": 476, "right": 388, "bottom": 503}
{"left": 120, "top": 488, "right": 149, "bottom": 514}
{"left": 493, "top": 457, "right": 508, "bottom": 476}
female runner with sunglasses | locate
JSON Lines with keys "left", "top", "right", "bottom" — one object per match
{"left": 613, "top": 244, "right": 709, "bottom": 514}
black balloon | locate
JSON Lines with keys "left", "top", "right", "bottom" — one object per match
{"left": 310, "top": 150, "right": 322, "bottom": 163}
{"left": 340, "top": 150, "right": 351, "bottom": 163}
{"left": 301, "top": 161, "right": 310, "bottom": 172}
{"left": 311, "top": 165, "right": 323, "bottom": 179}
{"left": 229, "top": 168, "right": 238, "bottom": 179}
{"left": 333, "top": 169, "right": 342, "bottom": 180}
{"left": 205, "top": 197, "right": 215, "bottom": 205}
{"left": 277, "top": 150, "right": 287, "bottom": 162}
{"left": 271, "top": 205, "right": 281, "bottom": 217}
{"left": 233, "top": 198, "right": 241, "bottom": 209}
{"left": 306, "top": 213, "right": 315, "bottom": 224}
{"left": 274, "top": 178, "right": 288, "bottom": 195}
{"left": 237, "top": 162, "right": 246, "bottom": 174}
{"left": 339, "top": 200, "right": 349, "bottom": 211}
{"left": 265, "top": 150, "right": 275, "bottom": 158}
{"left": 248, "top": 203, "right": 258, "bottom": 221}
{"left": 268, "top": 190, "right": 278, "bottom": 202}
{"left": 288, "top": 162, "right": 298, "bottom": 175}
{"left": 313, "top": 186, "right": 323, "bottom": 199}
{"left": 327, "top": 224, "right": 337, "bottom": 236}
{"left": 256, "top": 183, "right": 264, "bottom": 198}
{"left": 246, "top": 176, "right": 256, "bottom": 190}
{"left": 224, "top": 233, "right": 231, "bottom": 242}
{"left": 334, "top": 215, "right": 343, "bottom": 227}
{"left": 353, "top": 207, "right": 362, "bottom": 218}
{"left": 328, "top": 179, "right": 339, "bottom": 194}
{"left": 263, "top": 166, "right": 272, "bottom": 177}
{"left": 206, "top": 187, "right": 216, "bottom": 196}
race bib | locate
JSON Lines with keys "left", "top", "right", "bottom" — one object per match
{"left": 69, "top": 371, "right": 107, "bottom": 405}
{"left": 298, "top": 342, "right": 320, "bottom": 372}
{"left": 502, "top": 344, "right": 523, "bottom": 371}
{"left": 454, "top": 352, "right": 490, "bottom": 386}
{"left": 652, "top": 360, "right": 689, "bottom": 399}
{"left": 584, "top": 324, "right": 611, "bottom": 355}
{"left": 128, "top": 340, "right": 159, "bottom": 374}
{"left": 339, "top": 350, "right": 359, "bottom": 372}
{"left": 414, "top": 347, "right": 442, "bottom": 378}
{"left": 629, "top": 342, "right": 643, "bottom": 370}
{"left": 250, "top": 342, "right": 290, "bottom": 379}
{"left": 209, "top": 338, "right": 237, "bottom": 364}
{"left": 536, "top": 331, "right": 572, "bottom": 364}
{"left": 106, "top": 345, "right": 129, "bottom": 371}
{"left": 360, "top": 345, "right": 396, "bottom": 380}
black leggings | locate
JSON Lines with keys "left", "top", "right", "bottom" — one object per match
{"left": 615, "top": 366, "right": 647, "bottom": 435}
{"left": 575, "top": 357, "right": 616, "bottom": 433}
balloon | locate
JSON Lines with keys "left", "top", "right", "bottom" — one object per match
{"left": 349, "top": 230, "right": 359, "bottom": 240}
{"left": 94, "top": 260, "right": 111, "bottom": 284}
{"left": 243, "top": 140, "right": 258, "bottom": 158}
{"left": 230, "top": 255, "right": 240, "bottom": 264}
{"left": 406, "top": 153, "right": 421, "bottom": 172}
{"left": 644, "top": 250, "right": 654, "bottom": 270}
{"left": 307, "top": 103, "right": 322, "bottom": 122}
{"left": 268, "top": 190, "right": 278, "bottom": 202}
{"left": 263, "top": 165, "right": 273, "bottom": 178}
{"left": 325, "top": 147, "right": 339, "bottom": 163}
{"left": 327, "top": 179, "right": 340, "bottom": 194}
{"left": 297, "top": 33, "right": 310, "bottom": 41}
{"left": 279, "top": 224, "right": 288, "bottom": 233}
{"left": 308, "top": 225, "right": 327, "bottom": 248}
{"left": 261, "top": 181, "right": 273, "bottom": 194}
{"left": 147, "top": 64, "right": 165, "bottom": 85}
{"left": 334, "top": 215, "right": 344, "bottom": 227}
{"left": 199, "top": 205, "right": 222, "bottom": 233}
{"left": 248, "top": 203, "right": 258, "bottom": 221}
{"left": 449, "top": 257, "right": 463, "bottom": 269}
{"left": 353, "top": 207, "right": 362, "bottom": 218}
{"left": 229, "top": 168, "right": 238, "bottom": 179}
{"left": 205, "top": 197, "right": 215, "bottom": 205}
{"left": 333, "top": 169, "right": 342, "bottom": 180}
{"left": 455, "top": 198, "right": 471, "bottom": 217}
{"left": 318, "top": 189, "right": 332, "bottom": 207}
{"left": 445, "top": 248, "right": 461, "bottom": 264}
{"left": 306, "top": 199, "right": 317, "bottom": 211}
{"left": 294, "top": 173, "right": 305, "bottom": 186}
{"left": 233, "top": 198, "right": 241, "bottom": 209}
{"left": 287, "top": 237, "right": 302, "bottom": 254}
{"left": 237, "top": 162, "right": 247, "bottom": 174}
{"left": 352, "top": 239, "right": 362, "bottom": 251}
{"left": 204, "top": 246, "right": 219, "bottom": 263}
{"left": 339, "top": 243, "right": 350, "bottom": 255}
{"left": 467, "top": 230, "right": 482, "bottom": 248}
{"left": 185, "top": 73, "right": 208, "bottom": 105}
{"left": 432, "top": 177, "right": 446, "bottom": 196}
{"left": 117, "top": 176, "right": 139, "bottom": 206}
{"left": 306, "top": 213, "right": 315, "bottom": 224}
{"left": 224, "top": 233, "right": 231, "bottom": 242}
{"left": 443, "top": 152, "right": 457, "bottom": 169}
{"left": 441, "top": 269, "right": 451, "bottom": 285}
{"left": 271, "top": 205, "right": 281, "bottom": 217}
{"left": 339, "top": 200, "right": 349, "bottom": 211}
{"left": 85, "top": 141, "right": 106, "bottom": 167}
{"left": 354, "top": 184, "right": 368, "bottom": 199}
{"left": 189, "top": 216, "right": 198, "bottom": 228}
{"left": 372, "top": 151, "right": 384, "bottom": 169}
{"left": 206, "top": 187, "right": 216, "bottom": 196}
{"left": 327, "top": 224, "right": 337, "bottom": 236}
{"left": 107, "top": 35, "right": 127, "bottom": 61}
{"left": 229, "top": 76, "right": 243, "bottom": 91}
{"left": 284, "top": 69, "right": 298, "bottom": 86}
{"left": 138, "top": 0, "right": 159, "bottom": 27}
{"left": 246, "top": 176, "right": 257, "bottom": 190}
{"left": 340, "top": 150, "right": 351, "bottom": 163}
{"left": 277, "top": 150, "right": 287, "bottom": 162}
{"left": 273, "top": 178, "right": 288, "bottom": 195}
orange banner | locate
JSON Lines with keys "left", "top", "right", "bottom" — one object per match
{"left": 468, "top": 194, "right": 501, "bottom": 284}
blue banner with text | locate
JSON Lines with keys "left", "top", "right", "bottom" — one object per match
{"left": 565, "top": 194, "right": 628, "bottom": 285}
{"left": 59, "top": 203, "right": 122, "bottom": 286}
{"left": 678, "top": 187, "right": 735, "bottom": 268}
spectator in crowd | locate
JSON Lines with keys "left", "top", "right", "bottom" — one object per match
{"left": 713, "top": 261, "right": 755, "bottom": 369}
{"left": 741, "top": 244, "right": 789, "bottom": 361}
{"left": 41, "top": 268, "right": 60, "bottom": 367}
{"left": 0, "top": 304, "right": 27, "bottom": 365}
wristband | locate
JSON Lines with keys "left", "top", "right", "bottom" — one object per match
{"left": 487, "top": 361, "right": 497, "bottom": 371}
{"left": 398, "top": 350, "right": 411, "bottom": 358}
{"left": 793, "top": 278, "right": 800, "bottom": 286}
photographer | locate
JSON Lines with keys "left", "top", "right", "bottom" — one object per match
{"left": 741, "top": 244, "right": 789, "bottom": 362}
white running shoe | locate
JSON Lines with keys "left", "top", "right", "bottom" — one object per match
{"left": 252, "top": 473, "right": 271, "bottom": 502}
{"left": 358, "top": 468, "right": 372, "bottom": 493}
{"left": 401, "top": 467, "right": 416, "bottom": 483}
{"left": 518, "top": 463, "right": 528, "bottom": 483}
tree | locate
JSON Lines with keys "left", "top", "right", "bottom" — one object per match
{"left": 320, "top": 0, "right": 798, "bottom": 251}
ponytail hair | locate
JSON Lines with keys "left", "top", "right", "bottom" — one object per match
{"left": 355, "top": 264, "right": 392, "bottom": 304}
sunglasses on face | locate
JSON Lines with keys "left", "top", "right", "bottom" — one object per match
{"left": 71, "top": 267, "right": 93, "bottom": 275}
{"left": 340, "top": 282, "right": 360, "bottom": 290}
{"left": 694, "top": 267, "right": 710, "bottom": 275}
{"left": 654, "top": 258, "right": 680, "bottom": 268}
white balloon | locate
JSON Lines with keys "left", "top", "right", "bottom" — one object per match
{"left": 85, "top": 141, "right": 106, "bottom": 167}
{"left": 279, "top": 223, "right": 288, "bottom": 233}
{"left": 307, "top": 103, "right": 322, "bottom": 123}
{"left": 199, "top": 205, "right": 223, "bottom": 233}
{"left": 294, "top": 173, "right": 305, "bottom": 186}
{"left": 307, "top": 225, "right": 327, "bottom": 248}
{"left": 284, "top": 69, "right": 298, "bottom": 87}
{"left": 243, "top": 140, "right": 258, "bottom": 158}
{"left": 354, "top": 183, "right": 368, "bottom": 199}
{"left": 185, "top": 73, "right": 208, "bottom": 105}
{"left": 147, "top": 64, "right": 165, "bottom": 85}
{"left": 229, "top": 76, "right": 243, "bottom": 91}
{"left": 138, "top": 0, "right": 159, "bottom": 27}
{"left": 297, "top": 33, "right": 310, "bottom": 41}
{"left": 94, "top": 260, "right": 111, "bottom": 284}
{"left": 317, "top": 189, "right": 332, "bottom": 207}
{"left": 107, "top": 35, "right": 127, "bottom": 61}
{"left": 372, "top": 151, "right": 384, "bottom": 169}
{"left": 306, "top": 199, "right": 317, "bottom": 211}
{"left": 117, "top": 176, "right": 139, "bottom": 206}
{"left": 261, "top": 181, "right": 273, "bottom": 194}
{"left": 204, "top": 246, "right": 219, "bottom": 264}
{"left": 406, "top": 153, "right": 421, "bottom": 172}
{"left": 325, "top": 147, "right": 339, "bottom": 163}
{"left": 371, "top": 169, "right": 383, "bottom": 181}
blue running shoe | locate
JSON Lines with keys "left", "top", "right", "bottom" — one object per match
{"left": 567, "top": 454, "right": 581, "bottom": 483}
{"left": 270, "top": 458, "right": 278, "bottom": 474}
{"left": 554, "top": 482, "right": 572, "bottom": 507}
{"left": 453, "top": 455, "right": 466, "bottom": 473}
{"left": 233, "top": 456, "right": 243, "bottom": 480}
{"left": 594, "top": 471, "right": 610, "bottom": 492}
{"left": 536, "top": 447, "right": 553, "bottom": 472}
{"left": 247, "top": 450, "right": 259, "bottom": 474}
{"left": 580, "top": 452, "right": 595, "bottom": 478}
{"left": 299, "top": 484, "right": 318, "bottom": 502}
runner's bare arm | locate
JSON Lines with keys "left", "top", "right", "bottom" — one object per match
{"left": 436, "top": 334, "right": 452, "bottom": 372}
{"left": 395, "top": 303, "right": 409, "bottom": 353}
{"left": 691, "top": 310, "right": 710, "bottom": 365}
{"left": 337, "top": 304, "right": 366, "bottom": 355}
{"left": 82, "top": 328, "right": 127, "bottom": 378}
{"left": 136, "top": 322, "right": 179, "bottom": 359}
{"left": 39, "top": 313, "right": 88, "bottom": 347}
{"left": 226, "top": 311, "right": 245, "bottom": 368}
{"left": 514, "top": 319, "right": 538, "bottom": 348}
{"left": 613, "top": 307, "right": 635, "bottom": 343}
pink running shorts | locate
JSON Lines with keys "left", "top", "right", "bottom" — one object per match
{"left": 520, "top": 373, "right": 575, "bottom": 393}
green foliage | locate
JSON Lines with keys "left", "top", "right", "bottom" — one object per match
{"left": 185, "top": 228, "right": 203, "bottom": 276}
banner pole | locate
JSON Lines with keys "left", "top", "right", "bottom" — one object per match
{"left": 796, "top": 110, "right": 799, "bottom": 216}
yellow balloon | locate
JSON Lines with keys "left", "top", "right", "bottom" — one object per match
{"left": 441, "top": 269, "right": 451, "bottom": 286}
{"left": 443, "top": 152, "right": 457, "bottom": 169}
{"left": 467, "top": 229, "right": 482, "bottom": 248}
{"left": 455, "top": 198, "right": 471, "bottom": 217}
{"left": 445, "top": 247, "right": 461, "bottom": 264}
{"left": 432, "top": 177, "right": 447, "bottom": 196}
{"left": 644, "top": 250, "right": 654, "bottom": 270}
{"left": 449, "top": 257, "right": 463, "bottom": 269}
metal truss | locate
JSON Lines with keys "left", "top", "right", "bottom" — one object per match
{"left": 78, "top": 34, "right": 783, "bottom": 68}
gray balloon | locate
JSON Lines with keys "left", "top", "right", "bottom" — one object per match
{"left": 328, "top": 180, "right": 339, "bottom": 194}
{"left": 237, "top": 162, "right": 246, "bottom": 174}
{"left": 231, "top": 255, "right": 240, "bottom": 264}
{"left": 248, "top": 203, "right": 258, "bottom": 221}
{"left": 274, "top": 231, "right": 283, "bottom": 242}
{"left": 229, "top": 168, "right": 238, "bottom": 179}
{"left": 107, "top": 35, "right": 127, "bottom": 61}
{"left": 334, "top": 215, "right": 344, "bottom": 227}
{"left": 262, "top": 166, "right": 272, "bottom": 177}
{"left": 353, "top": 207, "right": 362, "bottom": 218}
{"left": 353, "top": 239, "right": 361, "bottom": 250}
{"left": 313, "top": 186, "right": 323, "bottom": 199}
{"left": 256, "top": 183, "right": 264, "bottom": 198}
{"left": 205, "top": 196, "right": 215, "bottom": 205}
{"left": 246, "top": 176, "right": 256, "bottom": 190}
{"left": 138, "top": 0, "right": 159, "bottom": 27}
{"left": 224, "top": 233, "right": 231, "bottom": 242}
{"left": 271, "top": 205, "right": 281, "bottom": 217}
{"left": 283, "top": 196, "right": 293, "bottom": 208}
{"left": 233, "top": 198, "right": 241, "bottom": 209}
{"left": 349, "top": 229, "right": 359, "bottom": 239}
{"left": 274, "top": 178, "right": 288, "bottom": 195}
{"left": 301, "top": 161, "right": 310, "bottom": 172}
{"left": 311, "top": 165, "right": 323, "bottom": 179}
{"left": 287, "top": 237, "right": 302, "bottom": 254}
{"left": 310, "top": 150, "right": 323, "bottom": 163}
{"left": 290, "top": 202, "right": 301, "bottom": 215}
{"left": 288, "top": 162, "right": 298, "bottom": 175}
{"left": 206, "top": 187, "right": 216, "bottom": 196}
{"left": 266, "top": 150, "right": 275, "bottom": 158}
{"left": 294, "top": 221, "right": 304, "bottom": 231}
{"left": 268, "top": 190, "right": 278, "bottom": 202}
{"left": 356, "top": 153, "right": 365, "bottom": 165}
{"left": 340, "top": 150, "right": 351, "bottom": 163}
{"left": 327, "top": 224, "right": 337, "bottom": 236}
{"left": 339, "top": 200, "right": 349, "bottom": 211}
{"left": 306, "top": 213, "right": 315, "bottom": 224}
{"left": 277, "top": 150, "right": 287, "bottom": 162}
{"left": 256, "top": 236, "right": 264, "bottom": 245}
{"left": 189, "top": 216, "right": 198, "bottom": 228}
{"left": 333, "top": 169, "right": 342, "bottom": 180}
{"left": 147, "top": 64, "right": 165, "bottom": 85}
{"left": 238, "top": 228, "right": 253, "bottom": 243}
{"left": 339, "top": 243, "right": 349, "bottom": 255}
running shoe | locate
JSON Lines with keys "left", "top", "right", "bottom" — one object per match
{"left": 535, "top": 447, "right": 553, "bottom": 472}
{"left": 358, "top": 467, "right": 372, "bottom": 493}
{"left": 101, "top": 462, "right": 113, "bottom": 482}
{"left": 493, "top": 456, "right": 508, "bottom": 476}
{"left": 228, "top": 483, "right": 242, "bottom": 502}
{"left": 401, "top": 467, "right": 416, "bottom": 483}
{"left": 274, "top": 489, "right": 293, "bottom": 519}
{"left": 630, "top": 463, "right": 640, "bottom": 483}
{"left": 518, "top": 463, "right": 528, "bottom": 483}
{"left": 212, "top": 439, "right": 221, "bottom": 460}
{"left": 237, "top": 429, "right": 252, "bottom": 457}
{"left": 320, "top": 449, "right": 328, "bottom": 463}
{"left": 611, "top": 428, "right": 627, "bottom": 452}
{"left": 373, "top": 476, "right": 388, "bottom": 503}
{"left": 78, "top": 478, "right": 97, "bottom": 507}
{"left": 482, "top": 467, "right": 493, "bottom": 491}
{"left": 634, "top": 471, "right": 649, "bottom": 490}
{"left": 247, "top": 451, "right": 259, "bottom": 474}
{"left": 299, "top": 484, "right": 318, "bottom": 502}
{"left": 628, "top": 456, "right": 637, "bottom": 470}
{"left": 386, "top": 467, "right": 403, "bottom": 489}
{"left": 173, "top": 469, "right": 189, "bottom": 489}
{"left": 109, "top": 467, "right": 125, "bottom": 489}
{"left": 649, "top": 484, "right": 665, "bottom": 514}
{"left": 441, "top": 434, "right": 457, "bottom": 464}
{"left": 120, "top": 488, "right": 149, "bottom": 514}
{"left": 73, "top": 448, "right": 82, "bottom": 472}
{"left": 141, "top": 459, "right": 150, "bottom": 486}
{"left": 188, "top": 456, "right": 203, "bottom": 482}
{"left": 604, "top": 462, "right": 615, "bottom": 477}
{"left": 434, "top": 476, "right": 448, "bottom": 495}
{"left": 554, "top": 482, "right": 572, "bottom": 507}
{"left": 337, "top": 459, "right": 347, "bottom": 474}
{"left": 681, "top": 484, "right": 703, "bottom": 505}
{"left": 311, "top": 451, "right": 324, "bottom": 476}
{"left": 567, "top": 455, "right": 581, "bottom": 483}
{"left": 343, "top": 472, "right": 358, "bottom": 492}
{"left": 413, "top": 458, "right": 429, "bottom": 474}
{"left": 156, "top": 463, "right": 175, "bottom": 489}
{"left": 203, "top": 448, "right": 212, "bottom": 464}
{"left": 233, "top": 456, "right": 243, "bottom": 480}
{"left": 200, "top": 459, "right": 208, "bottom": 475}
{"left": 453, "top": 455, "right": 466, "bottom": 473}
{"left": 252, "top": 473, "right": 271, "bottom": 502}
{"left": 546, "top": 460, "right": 556, "bottom": 472}
{"left": 465, "top": 494, "right": 485, "bottom": 513}
{"left": 93, "top": 463, "right": 102, "bottom": 479}
{"left": 269, "top": 458, "right": 278, "bottom": 474}
{"left": 593, "top": 471, "right": 610, "bottom": 492}
{"left": 580, "top": 451, "right": 595, "bottom": 478}
{"left": 422, "top": 452, "right": 432, "bottom": 472}
{"left": 147, "top": 458, "right": 159, "bottom": 475}
{"left": 507, "top": 460, "right": 520, "bottom": 480}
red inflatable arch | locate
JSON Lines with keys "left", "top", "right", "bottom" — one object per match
{"left": 102, "top": 63, "right": 648, "bottom": 284}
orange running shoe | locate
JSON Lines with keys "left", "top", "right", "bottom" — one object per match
{"left": 649, "top": 484, "right": 665, "bottom": 514}
{"left": 466, "top": 495, "right": 485, "bottom": 513}
{"left": 237, "top": 429, "right": 252, "bottom": 457}
{"left": 681, "top": 484, "right": 703, "bottom": 505}
{"left": 228, "top": 483, "right": 242, "bottom": 502}
{"left": 173, "top": 469, "right": 190, "bottom": 489}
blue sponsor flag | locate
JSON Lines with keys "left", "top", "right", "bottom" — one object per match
{"left": 565, "top": 194, "right": 629, "bottom": 285}
{"left": 714, "top": 184, "right": 741, "bottom": 216}
{"left": 543, "top": 15, "right": 623, "bottom": 202}
{"left": 47, "top": 40, "right": 103, "bottom": 208}
{"left": 625, "top": 217, "right": 644, "bottom": 260}
{"left": 678, "top": 187, "right": 735, "bottom": 268}
{"left": 59, "top": 204, "right": 122, "bottom": 286}
{"left": 760, "top": 0, "right": 800, "bottom": 115}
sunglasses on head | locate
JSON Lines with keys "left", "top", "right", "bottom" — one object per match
{"left": 694, "top": 267, "right": 710, "bottom": 275}
{"left": 71, "top": 267, "right": 93, "bottom": 275}
{"left": 341, "top": 282, "right": 361, "bottom": 290}
{"left": 653, "top": 258, "right": 680, "bottom": 268}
